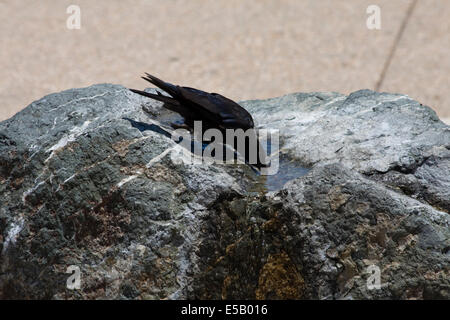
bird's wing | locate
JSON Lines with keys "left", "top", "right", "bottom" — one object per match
{"left": 179, "top": 87, "right": 254, "bottom": 129}
{"left": 131, "top": 73, "right": 255, "bottom": 129}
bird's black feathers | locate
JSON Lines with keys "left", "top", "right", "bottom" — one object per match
{"left": 129, "top": 89, "right": 180, "bottom": 106}
{"left": 131, "top": 73, "right": 254, "bottom": 130}
{"left": 130, "top": 73, "right": 268, "bottom": 168}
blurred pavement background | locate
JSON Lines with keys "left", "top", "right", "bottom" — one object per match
{"left": 0, "top": 0, "right": 448, "bottom": 123}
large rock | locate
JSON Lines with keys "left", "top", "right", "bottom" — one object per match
{"left": 0, "top": 84, "right": 448, "bottom": 299}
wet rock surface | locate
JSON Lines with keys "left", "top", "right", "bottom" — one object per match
{"left": 0, "top": 84, "right": 449, "bottom": 299}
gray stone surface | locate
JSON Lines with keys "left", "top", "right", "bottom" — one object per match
{"left": 0, "top": 84, "right": 449, "bottom": 299}
{"left": 242, "top": 90, "right": 450, "bottom": 210}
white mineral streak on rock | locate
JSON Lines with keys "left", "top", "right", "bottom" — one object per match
{"left": 2, "top": 216, "right": 25, "bottom": 255}
{"left": 45, "top": 119, "right": 94, "bottom": 163}
{"left": 47, "top": 90, "right": 120, "bottom": 113}
{"left": 22, "top": 180, "right": 46, "bottom": 203}
{"left": 116, "top": 173, "right": 141, "bottom": 188}
{"left": 116, "top": 145, "right": 178, "bottom": 189}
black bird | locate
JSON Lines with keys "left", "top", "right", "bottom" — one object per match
{"left": 130, "top": 73, "right": 255, "bottom": 131}
{"left": 130, "top": 73, "right": 268, "bottom": 168}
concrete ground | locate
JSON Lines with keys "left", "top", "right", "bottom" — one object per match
{"left": 0, "top": 0, "right": 449, "bottom": 124}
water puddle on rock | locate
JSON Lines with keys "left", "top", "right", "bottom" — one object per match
{"left": 247, "top": 154, "right": 310, "bottom": 193}
{"left": 132, "top": 109, "right": 311, "bottom": 193}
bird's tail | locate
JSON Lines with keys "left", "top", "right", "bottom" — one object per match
{"left": 141, "top": 73, "right": 180, "bottom": 99}
{"left": 129, "top": 89, "right": 180, "bottom": 106}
